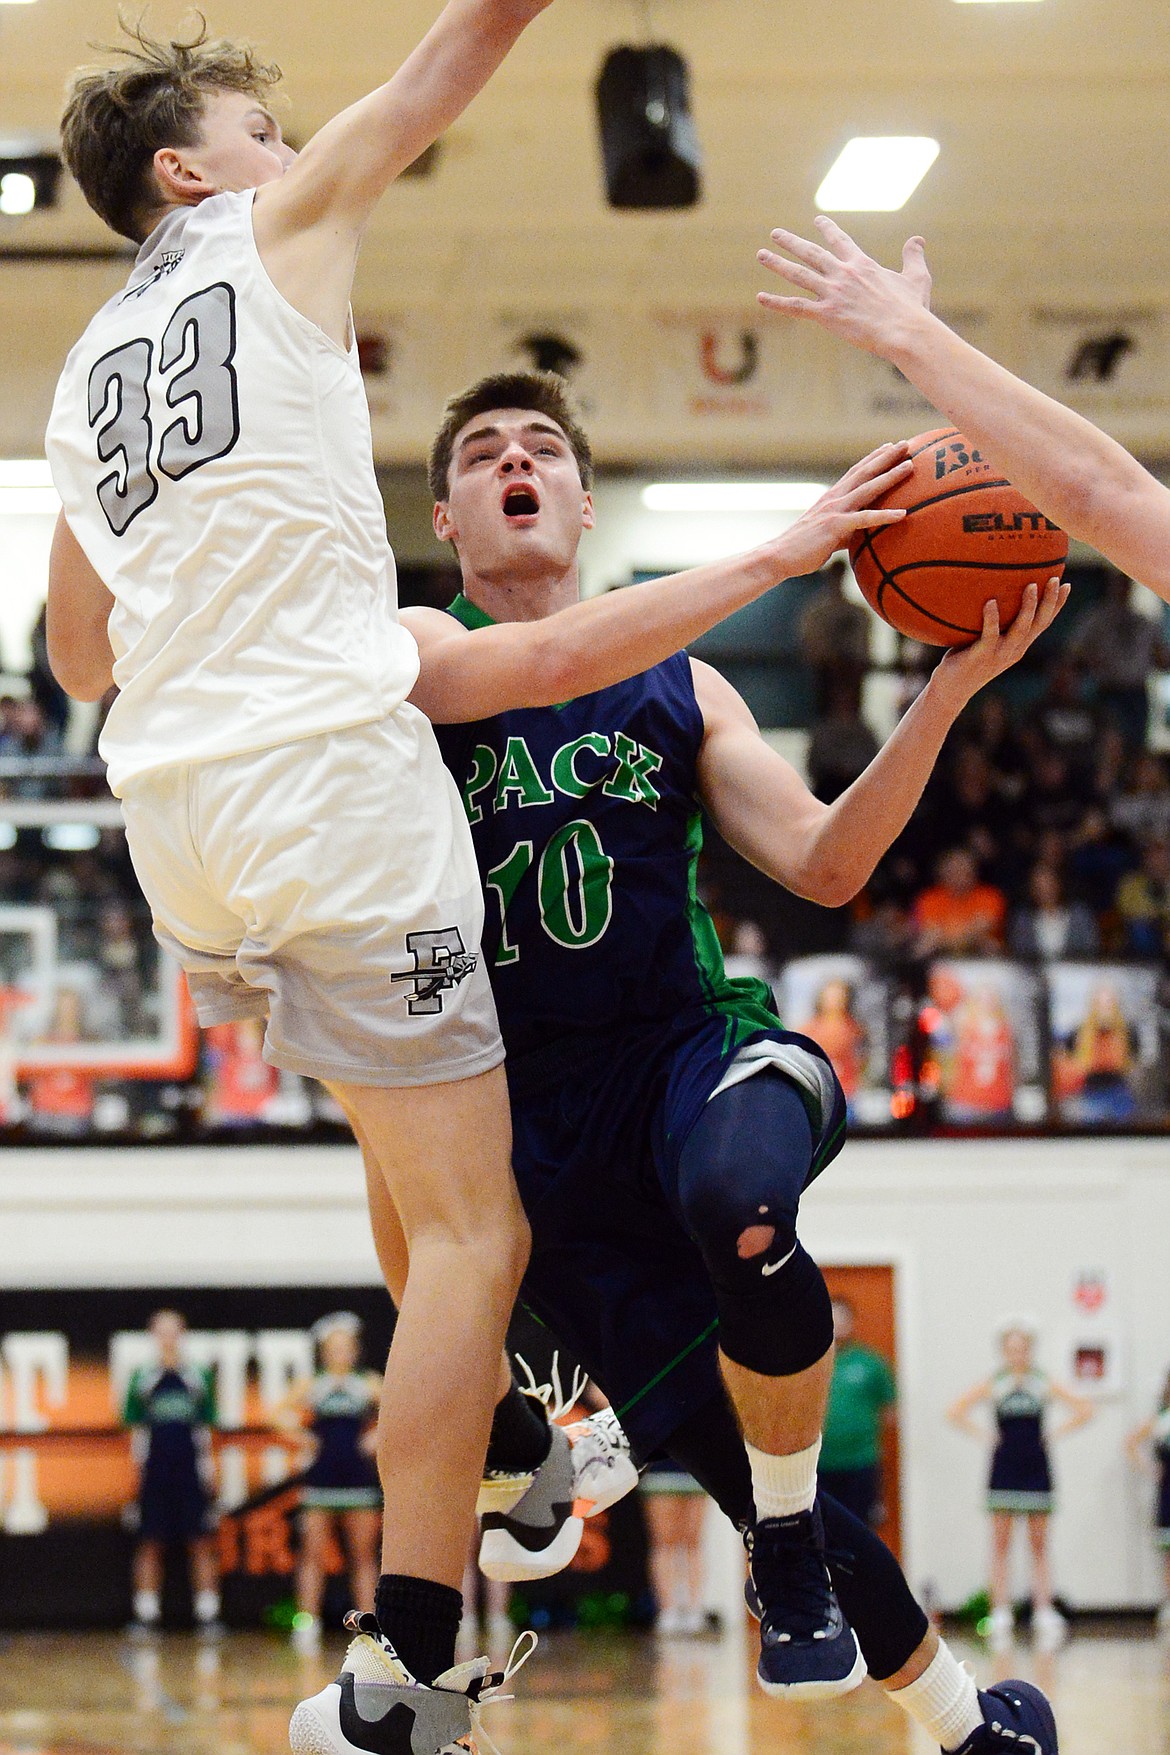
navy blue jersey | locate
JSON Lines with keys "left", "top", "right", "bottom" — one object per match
{"left": 305, "top": 1373, "right": 379, "bottom": 1492}
{"left": 123, "top": 1363, "right": 214, "bottom": 1476}
{"left": 436, "top": 595, "right": 779, "bottom": 1106}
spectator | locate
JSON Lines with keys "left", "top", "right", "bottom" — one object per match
{"left": 806, "top": 680, "right": 879, "bottom": 803}
{"left": 722, "top": 919, "right": 772, "bottom": 984}
{"left": 849, "top": 895, "right": 916, "bottom": 966}
{"left": 1115, "top": 839, "right": 1170, "bottom": 957}
{"left": 940, "top": 745, "right": 1003, "bottom": 874}
{"left": 1008, "top": 861, "right": 1099, "bottom": 960}
{"left": 1022, "top": 747, "right": 1084, "bottom": 842}
{"left": 798, "top": 557, "right": 871, "bottom": 712}
{"left": 1068, "top": 807, "right": 1138, "bottom": 918}
{"left": 1088, "top": 724, "right": 1128, "bottom": 811}
{"left": 957, "top": 692, "right": 1029, "bottom": 803}
{"left": 1111, "top": 752, "right": 1170, "bottom": 847}
{"left": 819, "top": 1297, "right": 896, "bottom": 1529}
{"left": 912, "top": 847, "right": 1007, "bottom": 957}
{"left": 1034, "top": 662, "right": 1099, "bottom": 779}
{"left": 1066, "top": 568, "right": 1169, "bottom": 750}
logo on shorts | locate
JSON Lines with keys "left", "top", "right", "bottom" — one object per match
{"left": 391, "top": 928, "right": 478, "bottom": 1015}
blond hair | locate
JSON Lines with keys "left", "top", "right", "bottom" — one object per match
{"left": 61, "top": 15, "right": 281, "bottom": 242}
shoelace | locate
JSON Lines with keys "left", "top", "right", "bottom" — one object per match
{"left": 749, "top": 1520, "right": 838, "bottom": 1643}
{"left": 513, "top": 1351, "right": 589, "bottom": 1422}
{"left": 465, "top": 1631, "right": 538, "bottom": 1755}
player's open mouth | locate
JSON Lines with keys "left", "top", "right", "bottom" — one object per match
{"left": 502, "top": 485, "right": 540, "bottom": 519}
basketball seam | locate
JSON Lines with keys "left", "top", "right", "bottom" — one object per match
{"left": 907, "top": 428, "right": 961, "bottom": 463}
{"left": 889, "top": 477, "right": 1015, "bottom": 518}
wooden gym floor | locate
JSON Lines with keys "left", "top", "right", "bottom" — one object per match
{"left": 0, "top": 1623, "right": 1167, "bottom": 1755}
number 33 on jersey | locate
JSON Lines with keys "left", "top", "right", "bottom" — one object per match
{"left": 45, "top": 190, "right": 418, "bottom": 796}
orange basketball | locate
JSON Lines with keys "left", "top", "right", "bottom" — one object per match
{"left": 847, "top": 428, "right": 1069, "bottom": 646}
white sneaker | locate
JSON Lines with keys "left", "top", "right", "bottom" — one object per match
{"left": 986, "top": 1605, "right": 1013, "bottom": 1652}
{"left": 1033, "top": 1604, "right": 1068, "bottom": 1652}
{"left": 562, "top": 1406, "right": 640, "bottom": 1519}
{"left": 656, "top": 1607, "right": 686, "bottom": 1637}
{"left": 478, "top": 1362, "right": 639, "bottom": 1583}
{"left": 289, "top": 1613, "right": 535, "bottom": 1755}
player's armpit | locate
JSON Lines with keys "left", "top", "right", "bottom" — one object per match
{"left": 47, "top": 512, "right": 116, "bottom": 702}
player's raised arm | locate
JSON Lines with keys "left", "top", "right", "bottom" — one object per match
{"left": 403, "top": 445, "right": 913, "bottom": 722}
{"left": 694, "top": 580, "right": 1067, "bottom": 907}
{"left": 256, "top": 0, "right": 551, "bottom": 240}
{"left": 756, "top": 217, "right": 1170, "bottom": 604}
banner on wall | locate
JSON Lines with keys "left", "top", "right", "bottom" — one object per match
{"left": 1026, "top": 309, "right": 1170, "bottom": 412}
{"left": 0, "top": 1289, "right": 650, "bottom": 1629}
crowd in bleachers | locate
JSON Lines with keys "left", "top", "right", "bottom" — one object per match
{"left": 0, "top": 562, "right": 1167, "bottom": 1140}
{"left": 796, "top": 562, "right": 1170, "bottom": 966}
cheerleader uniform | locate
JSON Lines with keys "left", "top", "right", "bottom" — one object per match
{"left": 987, "top": 1370, "right": 1054, "bottom": 1515}
{"left": 301, "top": 1374, "right": 381, "bottom": 1510}
{"left": 1154, "top": 1407, "right": 1170, "bottom": 1550}
{"left": 124, "top": 1362, "right": 217, "bottom": 1540}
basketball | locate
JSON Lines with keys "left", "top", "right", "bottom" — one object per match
{"left": 848, "top": 428, "right": 1070, "bottom": 646}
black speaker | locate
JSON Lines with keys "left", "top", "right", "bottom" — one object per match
{"left": 595, "top": 46, "right": 701, "bottom": 211}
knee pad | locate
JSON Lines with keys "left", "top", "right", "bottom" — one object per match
{"left": 715, "top": 1240, "right": 834, "bottom": 1377}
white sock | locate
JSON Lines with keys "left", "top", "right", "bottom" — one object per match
{"left": 889, "top": 1641, "right": 983, "bottom": 1752}
{"left": 133, "top": 1588, "right": 161, "bottom": 1624}
{"left": 194, "top": 1588, "right": 220, "bottom": 1624}
{"left": 745, "top": 1437, "right": 820, "bottom": 1519}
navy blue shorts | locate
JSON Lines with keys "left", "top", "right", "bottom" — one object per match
{"left": 511, "top": 1017, "right": 846, "bottom": 1461}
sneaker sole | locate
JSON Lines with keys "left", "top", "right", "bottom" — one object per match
{"left": 479, "top": 1512, "right": 585, "bottom": 1583}
{"left": 289, "top": 1703, "right": 341, "bottom": 1755}
{"left": 756, "top": 1641, "right": 868, "bottom": 1701}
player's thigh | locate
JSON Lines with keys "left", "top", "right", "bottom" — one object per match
{"left": 337, "top": 1063, "right": 523, "bottom": 1250}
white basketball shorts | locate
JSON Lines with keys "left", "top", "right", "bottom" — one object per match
{"left": 119, "top": 705, "right": 503, "bottom": 1087}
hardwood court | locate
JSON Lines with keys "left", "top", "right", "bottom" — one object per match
{"left": 1, "top": 1624, "right": 1167, "bottom": 1755}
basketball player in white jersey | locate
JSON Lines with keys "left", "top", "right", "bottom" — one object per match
{"left": 43, "top": 16, "right": 914, "bottom": 1748}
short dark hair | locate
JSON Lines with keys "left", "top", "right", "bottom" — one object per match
{"left": 428, "top": 371, "right": 594, "bottom": 502}
{"left": 61, "top": 17, "right": 281, "bottom": 243}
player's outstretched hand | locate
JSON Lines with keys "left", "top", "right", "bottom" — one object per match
{"left": 773, "top": 442, "right": 913, "bottom": 579}
{"left": 935, "top": 579, "right": 1070, "bottom": 705}
{"left": 757, "top": 218, "right": 933, "bottom": 358}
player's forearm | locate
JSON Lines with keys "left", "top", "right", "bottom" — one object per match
{"left": 888, "top": 309, "right": 1170, "bottom": 595}
{"left": 294, "top": 0, "right": 548, "bottom": 217}
{"left": 794, "top": 670, "right": 965, "bottom": 904}
{"left": 441, "top": 546, "right": 786, "bottom": 719}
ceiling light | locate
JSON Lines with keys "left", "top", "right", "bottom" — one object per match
{"left": 0, "top": 153, "right": 62, "bottom": 214}
{"left": 815, "top": 137, "right": 940, "bottom": 212}
{"left": 641, "top": 482, "right": 828, "bottom": 513}
{"left": 0, "top": 173, "right": 35, "bottom": 215}
{"left": 0, "top": 459, "right": 60, "bottom": 515}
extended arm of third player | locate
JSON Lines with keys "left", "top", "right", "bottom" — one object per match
{"left": 757, "top": 217, "right": 1170, "bottom": 604}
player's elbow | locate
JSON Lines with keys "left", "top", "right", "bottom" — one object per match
{"left": 47, "top": 640, "right": 112, "bottom": 703}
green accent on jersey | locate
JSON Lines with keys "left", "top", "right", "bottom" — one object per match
{"left": 820, "top": 1344, "right": 896, "bottom": 1472}
{"left": 683, "top": 808, "right": 781, "bottom": 1055}
{"left": 448, "top": 591, "right": 494, "bottom": 631}
{"left": 615, "top": 1319, "right": 721, "bottom": 1421}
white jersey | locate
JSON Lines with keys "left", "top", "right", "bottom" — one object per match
{"left": 46, "top": 191, "right": 419, "bottom": 795}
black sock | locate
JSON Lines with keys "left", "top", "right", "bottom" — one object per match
{"left": 374, "top": 1574, "right": 463, "bottom": 1685}
{"left": 484, "top": 1378, "right": 553, "bottom": 1474}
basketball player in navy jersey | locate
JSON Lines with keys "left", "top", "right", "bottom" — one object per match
{"left": 397, "top": 370, "right": 1065, "bottom": 1752}
{"left": 43, "top": 9, "right": 914, "bottom": 1749}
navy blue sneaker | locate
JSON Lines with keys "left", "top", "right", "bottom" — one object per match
{"left": 746, "top": 1506, "right": 866, "bottom": 1699}
{"left": 952, "top": 1679, "right": 1058, "bottom": 1754}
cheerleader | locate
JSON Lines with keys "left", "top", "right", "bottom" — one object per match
{"left": 1125, "top": 1368, "right": 1170, "bottom": 1637}
{"left": 949, "top": 1320, "right": 1092, "bottom": 1652}
{"left": 275, "top": 1312, "right": 382, "bottom": 1653}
